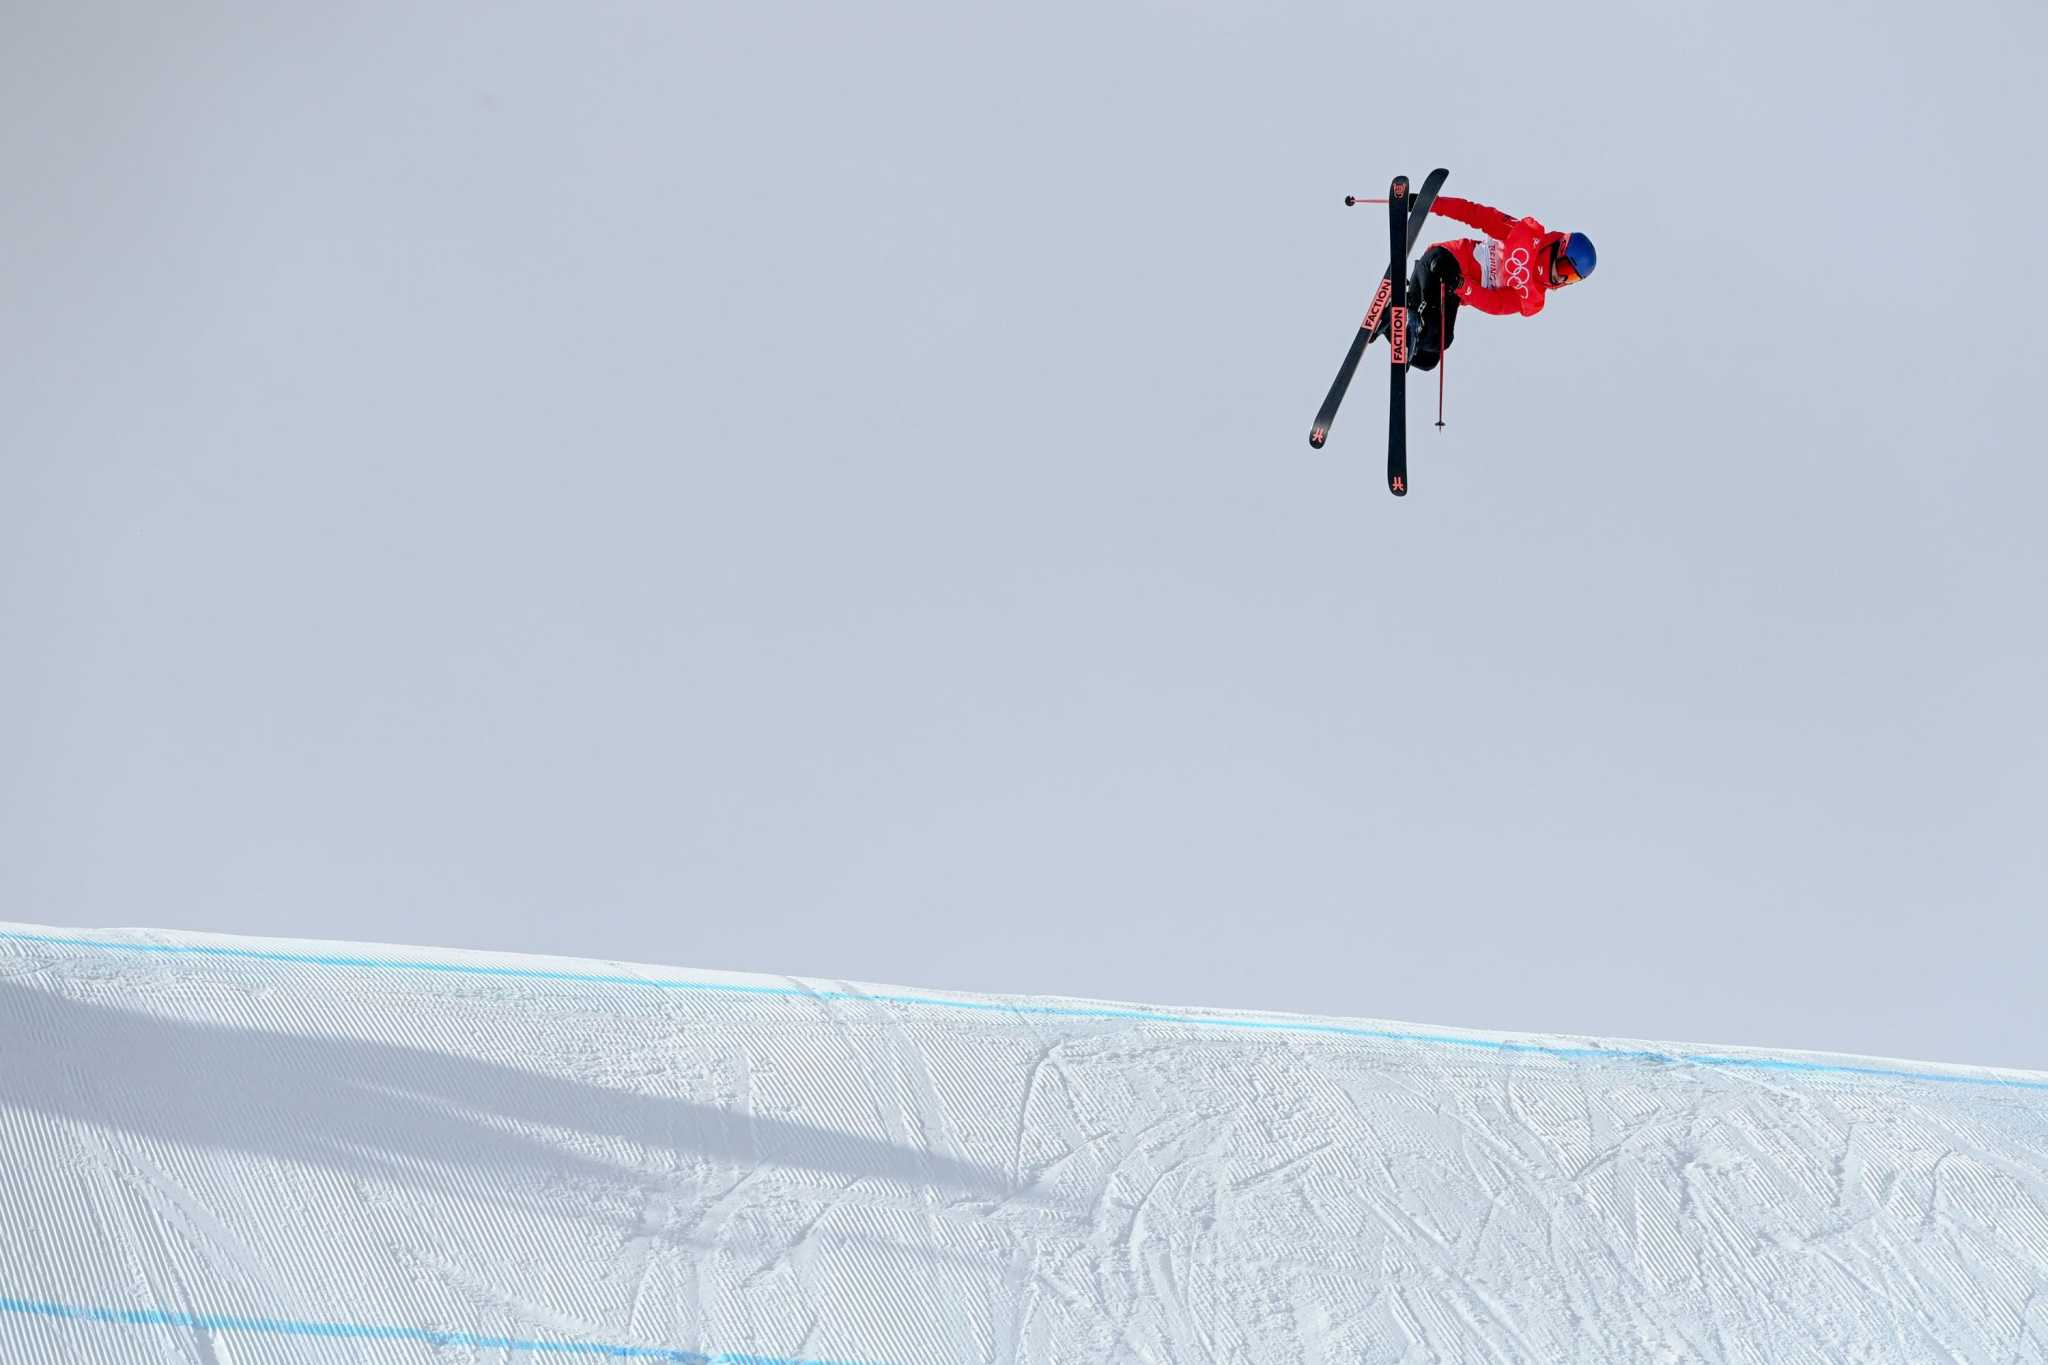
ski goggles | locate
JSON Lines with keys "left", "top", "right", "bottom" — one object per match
{"left": 1550, "top": 244, "right": 1582, "bottom": 287}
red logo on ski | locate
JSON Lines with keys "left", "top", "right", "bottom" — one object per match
{"left": 1361, "top": 278, "right": 1392, "bottom": 331}
{"left": 1389, "top": 307, "right": 1408, "bottom": 366}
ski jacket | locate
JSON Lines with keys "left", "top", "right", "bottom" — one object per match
{"left": 1427, "top": 195, "right": 1568, "bottom": 318}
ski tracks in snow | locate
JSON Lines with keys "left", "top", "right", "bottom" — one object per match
{"left": 4, "top": 924, "right": 2047, "bottom": 1364}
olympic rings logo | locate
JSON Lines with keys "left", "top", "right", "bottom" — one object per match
{"left": 1502, "top": 246, "right": 1533, "bottom": 298}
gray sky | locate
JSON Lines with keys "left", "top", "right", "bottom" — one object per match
{"left": 5, "top": 0, "right": 2043, "bottom": 1069}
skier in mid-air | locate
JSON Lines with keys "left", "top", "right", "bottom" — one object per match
{"left": 1404, "top": 195, "right": 1596, "bottom": 371}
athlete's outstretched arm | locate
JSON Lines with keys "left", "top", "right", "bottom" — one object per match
{"left": 1428, "top": 195, "right": 1519, "bottom": 240}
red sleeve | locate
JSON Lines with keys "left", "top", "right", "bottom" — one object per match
{"left": 1429, "top": 195, "right": 1519, "bottom": 241}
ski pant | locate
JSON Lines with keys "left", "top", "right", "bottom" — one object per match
{"left": 1408, "top": 246, "right": 1462, "bottom": 373}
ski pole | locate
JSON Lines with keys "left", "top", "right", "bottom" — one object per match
{"left": 1343, "top": 196, "right": 1388, "bottom": 206}
{"left": 1434, "top": 281, "right": 1447, "bottom": 430}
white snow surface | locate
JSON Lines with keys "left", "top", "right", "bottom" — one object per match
{"left": 3, "top": 923, "right": 2046, "bottom": 1364}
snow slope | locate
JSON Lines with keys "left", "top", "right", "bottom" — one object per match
{"left": 3, "top": 923, "right": 2045, "bottom": 1364}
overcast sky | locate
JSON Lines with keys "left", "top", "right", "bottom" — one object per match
{"left": 4, "top": 0, "right": 2043, "bottom": 1069}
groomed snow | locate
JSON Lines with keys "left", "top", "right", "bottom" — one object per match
{"left": 3, "top": 922, "right": 2045, "bottom": 1363}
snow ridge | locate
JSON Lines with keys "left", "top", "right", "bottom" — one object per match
{"left": 3, "top": 922, "right": 2045, "bottom": 1364}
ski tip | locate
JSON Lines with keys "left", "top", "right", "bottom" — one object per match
{"left": 1308, "top": 428, "right": 1327, "bottom": 449}
{"left": 1389, "top": 476, "right": 1407, "bottom": 496}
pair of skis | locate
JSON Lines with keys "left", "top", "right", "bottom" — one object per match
{"left": 1308, "top": 167, "right": 1448, "bottom": 497}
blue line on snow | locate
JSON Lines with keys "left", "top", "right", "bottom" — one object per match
{"left": 0, "top": 1295, "right": 885, "bottom": 1365}
{"left": 3, "top": 928, "right": 2044, "bottom": 1094}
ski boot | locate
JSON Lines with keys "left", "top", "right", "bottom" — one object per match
{"left": 1402, "top": 263, "right": 1432, "bottom": 369}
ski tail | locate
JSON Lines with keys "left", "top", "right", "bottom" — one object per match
{"left": 1309, "top": 277, "right": 1389, "bottom": 447}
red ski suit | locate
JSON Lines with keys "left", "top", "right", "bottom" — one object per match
{"left": 1427, "top": 195, "right": 1569, "bottom": 318}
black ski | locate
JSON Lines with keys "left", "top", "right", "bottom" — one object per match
{"left": 1307, "top": 167, "right": 1448, "bottom": 449}
{"left": 1386, "top": 175, "right": 1411, "bottom": 496}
